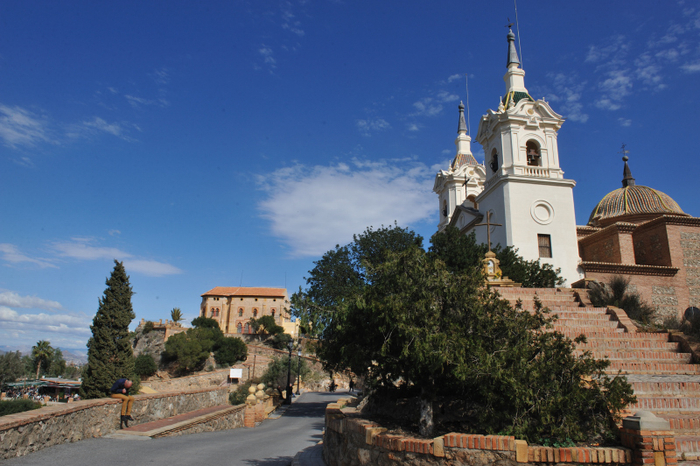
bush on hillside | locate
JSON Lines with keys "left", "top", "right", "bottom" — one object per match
{"left": 134, "top": 353, "right": 158, "bottom": 377}
{"left": 214, "top": 337, "right": 248, "bottom": 366}
{"left": 0, "top": 399, "right": 42, "bottom": 416}
{"left": 588, "top": 276, "right": 655, "bottom": 323}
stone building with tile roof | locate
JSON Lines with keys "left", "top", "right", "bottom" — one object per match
{"left": 199, "top": 287, "right": 298, "bottom": 337}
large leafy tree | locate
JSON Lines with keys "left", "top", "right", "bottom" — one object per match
{"left": 291, "top": 224, "right": 423, "bottom": 337}
{"left": 429, "top": 226, "right": 564, "bottom": 288}
{"left": 316, "top": 230, "right": 634, "bottom": 442}
{"left": 81, "top": 261, "right": 137, "bottom": 398}
{"left": 31, "top": 340, "right": 54, "bottom": 380}
{"left": 0, "top": 351, "right": 25, "bottom": 386}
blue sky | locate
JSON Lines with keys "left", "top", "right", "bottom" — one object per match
{"left": 2, "top": 1, "right": 700, "bottom": 355}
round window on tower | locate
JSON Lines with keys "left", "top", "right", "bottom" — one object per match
{"left": 531, "top": 200, "right": 554, "bottom": 225}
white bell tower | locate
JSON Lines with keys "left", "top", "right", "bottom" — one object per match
{"left": 434, "top": 102, "right": 486, "bottom": 231}
{"left": 473, "top": 28, "right": 582, "bottom": 285}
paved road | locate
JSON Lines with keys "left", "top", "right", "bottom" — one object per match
{"left": 5, "top": 391, "right": 346, "bottom": 466}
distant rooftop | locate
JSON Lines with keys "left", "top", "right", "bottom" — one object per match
{"left": 201, "top": 286, "right": 287, "bottom": 298}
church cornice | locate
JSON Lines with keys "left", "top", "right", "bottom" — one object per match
{"left": 634, "top": 215, "right": 700, "bottom": 231}
{"left": 579, "top": 261, "right": 679, "bottom": 277}
{"left": 577, "top": 222, "right": 639, "bottom": 246}
{"left": 477, "top": 174, "right": 576, "bottom": 202}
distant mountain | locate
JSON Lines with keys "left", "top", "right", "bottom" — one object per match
{"left": 0, "top": 345, "right": 87, "bottom": 365}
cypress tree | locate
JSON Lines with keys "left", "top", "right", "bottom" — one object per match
{"left": 81, "top": 260, "right": 136, "bottom": 399}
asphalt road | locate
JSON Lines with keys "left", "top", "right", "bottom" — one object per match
{"left": 5, "top": 391, "right": 346, "bottom": 466}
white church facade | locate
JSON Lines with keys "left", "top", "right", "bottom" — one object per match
{"left": 434, "top": 28, "right": 583, "bottom": 286}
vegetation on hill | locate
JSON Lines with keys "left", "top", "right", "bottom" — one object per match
{"left": 81, "top": 261, "right": 138, "bottom": 399}
{"left": 588, "top": 275, "right": 655, "bottom": 324}
{"left": 294, "top": 224, "right": 634, "bottom": 443}
{"left": 163, "top": 317, "right": 247, "bottom": 374}
{"left": 0, "top": 399, "right": 42, "bottom": 417}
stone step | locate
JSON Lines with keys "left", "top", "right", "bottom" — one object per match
{"left": 631, "top": 382, "right": 700, "bottom": 396}
{"left": 660, "top": 414, "right": 700, "bottom": 434}
{"left": 606, "top": 361, "right": 700, "bottom": 375}
{"left": 574, "top": 350, "right": 691, "bottom": 363}
{"left": 554, "top": 319, "right": 621, "bottom": 329}
{"left": 674, "top": 435, "right": 700, "bottom": 456}
{"left": 577, "top": 340, "right": 679, "bottom": 351}
{"left": 554, "top": 328, "right": 626, "bottom": 335}
{"left": 551, "top": 311, "right": 612, "bottom": 320}
{"left": 629, "top": 396, "right": 700, "bottom": 413}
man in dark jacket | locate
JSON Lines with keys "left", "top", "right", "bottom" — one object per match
{"left": 110, "top": 378, "right": 134, "bottom": 428}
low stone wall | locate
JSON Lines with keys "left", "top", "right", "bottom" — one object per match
{"left": 142, "top": 368, "right": 231, "bottom": 392}
{"left": 0, "top": 387, "right": 228, "bottom": 460}
{"left": 324, "top": 399, "right": 635, "bottom": 466}
{"left": 153, "top": 405, "right": 246, "bottom": 438}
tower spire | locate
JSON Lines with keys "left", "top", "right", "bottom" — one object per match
{"left": 620, "top": 144, "right": 636, "bottom": 187}
{"left": 506, "top": 25, "right": 520, "bottom": 68}
{"left": 458, "top": 101, "right": 467, "bottom": 134}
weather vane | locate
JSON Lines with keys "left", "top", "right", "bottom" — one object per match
{"left": 619, "top": 143, "right": 630, "bottom": 160}
{"left": 506, "top": 18, "right": 514, "bottom": 29}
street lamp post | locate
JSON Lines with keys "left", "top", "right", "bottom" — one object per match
{"left": 296, "top": 347, "right": 302, "bottom": 395}
{"left": 285, "top": 340, "right": 293, "bottom": 405}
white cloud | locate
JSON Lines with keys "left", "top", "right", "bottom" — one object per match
{"left": 259, "top": 46, "right": 277, "bottom": 69}
{"left": 123, "top": 259, "right": 183, "bottom": 277}
{"left": 0, "top": 104, "right": 52, "bottom": 148}
{"left": 257, "top": 159, "right": 435, "bottom": 257}
{"left": 82, "top": 117, "right": 125, "bottom": 136}
{"left": 356, "top": 118, "right": 390, "bottom": 136}
{"left": 412, "top": 98, "right": 443, "bottom": 117}
{"left": 681, "top": 60, "right": 700, "bottom": 72}
{"left": 447, "top": 74, "right": 462, "bottom": 83}
{"left": 0, "top": 291, "right": 63, "bottom": 311}
{"left": 0, "top": 306, "right": 92, "bottom": 348}
{"left": 543, "top": 73, "right": 589, "bottom": 123}
{"left": 618, "top": 118, "right": 632, "bottom": 127}
{"left": 51, "top": 238, "right": 182, "bottom": 276}
{"left": 150, "top": 67, "right": 170, "bottom": 85}
{"left": 407, "top": 123, "right": 420, "bottom": 132}
{"left": 0, "top": 244, "right": 57, "bottom": 268}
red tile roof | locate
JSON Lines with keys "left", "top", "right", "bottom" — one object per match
{"left": 201, "top": 287, "right": 287, "bottom": 298}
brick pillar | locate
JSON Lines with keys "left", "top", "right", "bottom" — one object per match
{"left": 254, "top": 401, "right": 265, "bottom": 422}
{"left": 244, "top": 404, "right": 256, "bottom": 428}
{"left": 621, "top": 411, "right": 676, "bottom": 466}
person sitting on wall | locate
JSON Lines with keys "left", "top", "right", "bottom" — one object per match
{"left": 110, "top": 378, "right": 135, "bottom": 428}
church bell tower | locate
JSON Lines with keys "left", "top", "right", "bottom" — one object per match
{"left": 472, "top": 27, "right": 582, "bottom": 285}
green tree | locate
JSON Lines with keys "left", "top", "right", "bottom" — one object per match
{"left": 134, "top": 353, "right": 158, "bottom": 377}
{"left": 318, "top": 241, "right": 634, "bottom": 441}
{"left": 48, "top": 348, "right": 66, "bottom": 377}
{"left": 170, "top": 307, "right": 183, "bottom": 323}
{"left": 261, "top": 355, "right": 310, "bottom": 389}
{"left": 81, "top": 260, "right": 137, "bottom": 399}
{"left": 214, "top": 337, "right": 248, "bottom": 366}
{"left": 0, "top": 351, "right": 24, "bottom": 386}
{"left": 31, "top": 340, "right": 54, "bottom": 380}
{"left": 429, "top": 227, "right": 564, "bottom": 288}
{"left": 291, "top": 223, "right": 423, "bottom": 337}
{"left": 164, "top": 326, "right": 222, "bottom": 373}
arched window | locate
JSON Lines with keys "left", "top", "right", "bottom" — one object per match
{"left": 490, "top": 149, "right": 499, "bottom": 173}
{"left": 526, "top": 140, "right": 541, "bottom": 166}
{"left": 237, "top": 323, "right": 242, "bottom": 334}
{"left": 238, "top": 308, "right": 244, "bottom": 317}
{"left": 442, "top": 200, "right": 448, "bottom": 218}
{"left": 253, "top": 308, "right": 258, "bottom": 317}
{"left": 271, "top": 309, "right": 276, "bottom": 317}
{"left": 244, "top": 323, "right": 250, "bottom": 334}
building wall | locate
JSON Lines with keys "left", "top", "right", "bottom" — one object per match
{"left": 633, "top": 223, "right": 672, "bottom": 266}
{"left": 200, "top": 293, "right": 291, "bottom": 336}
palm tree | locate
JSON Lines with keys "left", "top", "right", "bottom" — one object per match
{"left": 31, "top": 340, "right": 54, "bottom": 381}
{"left": 171, "top": 307, "right": 183, "bottom": 323}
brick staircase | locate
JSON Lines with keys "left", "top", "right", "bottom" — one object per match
{"left": 496, "top": 287, "right": 700, "bottom": 460}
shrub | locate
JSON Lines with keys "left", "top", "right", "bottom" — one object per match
{"left": 214, "top": 337, "right": 248, "bottom": 366}
{"left": 0, "top": 399, "right": 42, "bottom": 416}
{"left": 588, "top": 276, "right": 655, "bottom": 323}
{"left": 134, "top": 353, "right": 158, "bottom": 377}
{"left": 143, "top": 321, "right": 155, "bottom": 334}
{"left": 229, "top": 381, "right": 256, "bottom": 405}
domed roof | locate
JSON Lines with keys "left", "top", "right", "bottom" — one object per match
{"left": 587, "top": 155, "right": 687, "bottom": 227}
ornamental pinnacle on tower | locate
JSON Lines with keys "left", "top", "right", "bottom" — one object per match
{"left": 452, "top": 101, "right": 478, "bottom": 170}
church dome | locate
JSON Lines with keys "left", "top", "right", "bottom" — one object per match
{"left": 587, "top": 155, "right": 687, "bottom": 227}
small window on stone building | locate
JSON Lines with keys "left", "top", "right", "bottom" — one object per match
{"left": 244, "top": 323, "right": 250, "bottom": 334}
{"left": 238, "top": 308, "right": 243, "bottom": 317}
{"left": 271, "top": 309, "right": 276, "bottom": 317}
{"left": 538, "top": 234, "right": 552, "bottom": 258}
{"left": 237, "top": 323, "right": 242, "bottom": 334}
{"left": 527, "top": 140, "right": 541, "bottom": 166}
{"left": 253, "top": 308, "right": 258, "bottom": 317}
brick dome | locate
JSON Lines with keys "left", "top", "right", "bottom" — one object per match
{"left": 587, "top": 184, "right": 687, "bottom": 227}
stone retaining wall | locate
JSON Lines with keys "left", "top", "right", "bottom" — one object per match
{"left": 324, "top": 399, "right": 634, "bottom": 466}
{"left": 0, "top": 387, "right": 228, "bottom": 460}
{"left": 142, "top": 368, "right": 231, "bottom": 392}
{"left": 152, "top": 405, "right": 246, "bottom": 438}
